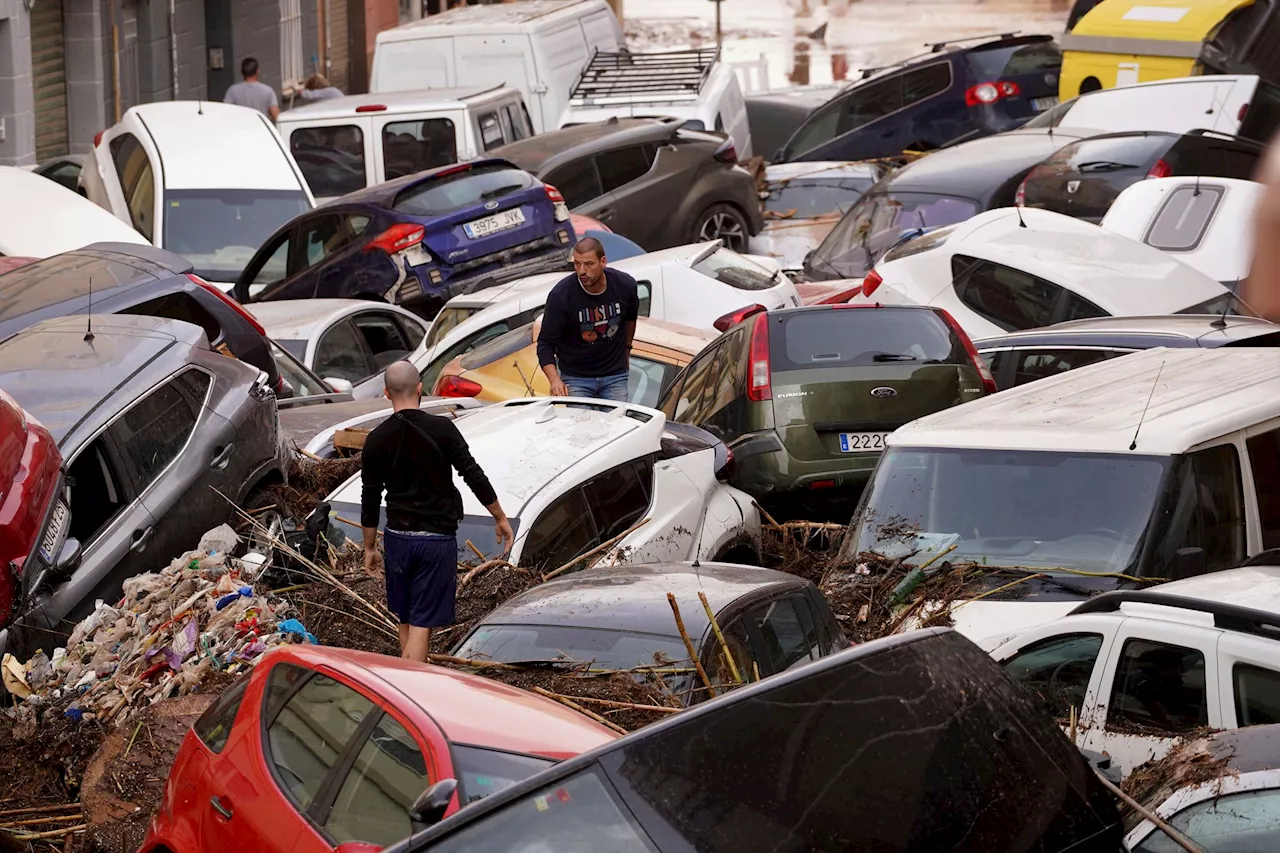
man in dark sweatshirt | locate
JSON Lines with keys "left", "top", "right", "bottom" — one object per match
{"left": 361, "top": 360, "right": 514, "bottom": 662}
{"left": 536, "top": 237, "right": 639, "bottom": 401}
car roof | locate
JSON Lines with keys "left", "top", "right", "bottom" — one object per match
{"left": 475, "top": 563, "right": 809, "bottom": 639}
{"left": 763, "top": 161, "right": 886, "bottom": 183}
{"left": 123, "top": 101, "right": 304, "bottom": 191}
{"left": 249, "top": 298, "right": 420, "bottom": 341}
{"left": 378, "top": 0, "right": 609, "bottom": 40}
{"left": 279, "top": 86, "right": 511, "bottom": 121}
{"left": 268, "top": 645, "right": 617, "bottom": 758}
{"left": 890, "top": 347, "right": 1280, "bottom": 455}
{"left": 975, "top": 315, "right": 1280, "bottom": 349}
{"left": 328, "top": 399, "right": 668, "bottom": 517}
{"left": 0, "top": 168, "right": 149, "bottom": 257}
{"left": 0, "top": 314, "right": 206, "bottom": 445}
{"left": 494, "top": 118, "right": 672, "bottom": 172}
{"left": 331, "top": 157, "right": 519, "bottom": 208}
{"left": 1146, "top": 566, "right": 1280, "bottom": 617}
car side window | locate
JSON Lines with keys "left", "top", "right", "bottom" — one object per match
{"left": 66, "top": 437, "right": 127, "bottom": 547}
{"left": 193, "top": 674, "right": 250, "bottom": 754}
{"left": 582, "top": 459, "right": 652, "bottom": 542}
{"left": 784, "top": 98, "right": 844, "bottom": 159}
{"left": 382, "top": 118, "right": 457, "bottom": 180}
{"left": 1108, "top": 638, "right": 1208, "bottom": 734}
{"left": 395, "top": 316, "right": 429, "bottom": 350}
{"left": 1160, "top": 443, "right": 1246, "bottom": 575}
{"left": 520, "top": 487, "right": 598, "bottom": 571}
{"left": 629, "top": 355, "right": 675, "bottom": 408}
{"left": 1235, "top": 663, "right": 1280, "bottom": 726}
{"left": 1002, "top": 633, "right": 1102, "bottom": 720}
{"left": 703, "top": 328, "right": 748, "bottom": 426}
{"left": 840, "top": 75, "right": 906, "bottom": 134}
{"left": 636, "top": 281, "right": 652, "bottom": 317}
{"left": 1247, "top": 427, "right": 1280, "bottom": 550}
{"left": 1060, "top": 292, "right": 1108, "bottom": 323}
{"left": 501, "top": 104, "right": 530, "bottom": 141}
{"left": 596, "top": 146, "right": 655, "bottom": 193}
{"left": 325, "top": 712, "right": 430, "bottom": 848}
{"left": 543, "top": 159, "right": 604, "bottom": 209}
{"left": 110, "top": 133, "right": 155, "bottom": 241}
{"left": 298, "top": 213, "right": 369, "bottom": 273}
{"left": 315, "top": 320, "right": 374, "bottom": 383}
{"left": 352, "top": 313, "right": 413, "bottom": 373}
{"left": 1010, "top": 349, "right": 1126, "bottom": 388}
{"left": 1133, "top": 789, "right": 1280, "bottom": 853}
{"left": 900, "top": 62, "right": 951, "bottom": 106}
{"left": 245, "top": 232, "right": 292, "bottom": 290}
{"left": 265, "top": 668, "right": 376, "bottom": 811}
{"left": 953, "top": 255, "right": 1063, "bottom": 332}
{"left": 291, "top": 125, "right": 367, "bottom": 197}
{"left": 420, "top": 322, "right": 513, "bottom": 393}
{"left": 750, "top": 596, "right": 817, "bottom": 674}
{"left": 705, "top": 617, "right": 757, "bottom": 695}
{"left": 658, "top": 371, "right": 684, "bottom": 420}
{"left": 670, "top": 346, "right": 720, "bottom": 425}
{"left": 477, "top": 112, "right": 506, "bottom": 152}
{"left": 114, "top": 371, "right": 210, "bottom": 489}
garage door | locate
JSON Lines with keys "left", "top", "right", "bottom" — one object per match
{"left": 327, "top": 0, "right": 350, "bottom": 92}
{"left": 31, "top": 0, "right": 69, "bottom": 161}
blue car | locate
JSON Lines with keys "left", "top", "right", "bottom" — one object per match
{"left": 233, "top": 158, "right": 575, "bottom": 318}
{"left": 775, "top": 34, "right": 1063, "bottom": 163}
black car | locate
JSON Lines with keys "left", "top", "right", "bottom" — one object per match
{"left": 744, "top": 83, "right": 847, "bottom": 163}
{"left": 0, "top": 242, "right": 280, "bottom": 389}
{"left": 492, "top": 117, "right": 764, "bottom": 253}
{"left": 975, "top": 313, "right": 1280, "bottom": 390}
{"left": 1018, "top": 129, "right": 1265, "bottom": 222}
{"left": 382, "top": 629, "right": 1124, "bottom": 851}
{"left": 802, "top": 127, "right": 1099, "bottom": 281}
{"left": 775, "top": 34, "right": 1063, "bottom": 164}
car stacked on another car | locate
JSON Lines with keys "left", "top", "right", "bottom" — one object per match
{"left": 234, "top": 158, "right": 575, "bottom": 318}
{"left": 0, "top": 166, "right": 148, "bottom": 258}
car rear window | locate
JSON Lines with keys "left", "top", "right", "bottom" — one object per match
{"left": 0, "top": 253, "right": 153, "bottom": 320}
{"left": 1146, "top": 184, "right": 1224, "bottom": 251}
{"left": 290, "top": 125, "right": 366, "bottom": 197}
{"left": 965, "top": 41, "right": 1062, "bottom": 80}
{"left": 691, "top": 248, "right": 778, "bottom": 291}
{"left": 1048, "top": 133, "right": 1172, "bottom": 173}
{"left": 459, "top": 323, "right": 534, "bottom": 370}
{"left": 393, "top": 164, "right": 536, "bottom": 217}
{"left": 426, "top": 305, "right": 481, "bottom": 348}
{"left": 769, "top": 308, "right": 968, "bottom": 371}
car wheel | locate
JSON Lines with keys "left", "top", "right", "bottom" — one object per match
{"left": 240, "top": 490, "right": 286, "bottom": 571}
{"left": 693, "top": 204, "right": 750, "bottom": 251}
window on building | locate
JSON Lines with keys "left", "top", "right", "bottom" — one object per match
{"left": 279, "top": 0, "right": 304, "bottom": 89}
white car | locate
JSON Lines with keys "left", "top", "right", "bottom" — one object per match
{"left": 387, "top": 241, "right": 801, "bottom": 398}
{"left": 992, "top": 567, "right": 1280, "bottom": 779}
{"left": 1101, "top": 176, "right": 1262, "bottom": 287}
{"left": 0, "top": 166, "right": 147, "bottom": 257}
{"left": 81, "top": 101, "right": 315, "bottom": 288}
{"left": 326, "top": 398, "right": 763, "bottom": 568}
{"left": 851, "top": 207, "right": 1237, "bottom": 340}
{"left": 248, "top": 299, "right": 430, "bottom": 391}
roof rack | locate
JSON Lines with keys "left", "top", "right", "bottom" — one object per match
{"left": 569, "top": 48, "right": 720, "bottom": 107}
{"left": 1070, "top": 590, "right": 1280, "bottom": 643}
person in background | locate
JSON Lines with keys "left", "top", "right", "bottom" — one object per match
{"left": 299, "top": 73, "right": 344, "bottom": 102}
{"left": 537, "top": 237, "right": 639, "bottom": 402}
{"left": 361, "top": 361, "right": 514, "bottom": 662}
{"left": 223, "top": 57, "right": 280, "bottom": 121}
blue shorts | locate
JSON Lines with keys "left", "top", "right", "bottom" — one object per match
{"left": 383, "top": 529, "right": 457, "bottom": 628}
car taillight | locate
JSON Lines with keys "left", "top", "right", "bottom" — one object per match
{"left": 936, "top": 308, "right": 997, "bottom": 395}
{"left": 816, "top": 286, "right": 863, "bottom": 305}
{"left": 1015, "top": 178, "right": 1027, "bottom": 207}
{"left": 1147, "top": 159, "right": 1173, "bottom": 179}
{"left": 964, "top": 80, "right": 1021, "bottom": 107}
{"left": 355, "top": 104, "right": 387, "bottom": 112}
{"left": 189, "top": 274, "right": 267, "bottom": 337}
{"left": 1239, "top": 103, "right": 1250, "bottom": 122}
{"left": 861, "top": 269, "right": 884, "bottom": 298}
{"left": 713, "top": 136, "right": 738, "bottom": 164}
{"left": 713, "top": 303, "right": 767, "bottom": 332}
{"left": 93, "top": 130, "right": 106, "bottom": 147}
{"left": 746, "top": 312, "right": 771, "bottom": 402}
{"left": 436, "top": 375, "right": 482, "bottom": 398}
{"left": 545, "top": 184, "right": 570, "bottom": 223}
{"left": 365, "top": 223, "right": 426, "bottom": 255}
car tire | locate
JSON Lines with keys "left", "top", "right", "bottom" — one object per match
{"left": 692, "top": 204, "right": 750, "bottom": 252}
{"left": 240, "top": 488, "right": 286, "bottom": 573}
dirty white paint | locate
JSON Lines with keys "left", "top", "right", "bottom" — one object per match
{"left": 1121, "top": 5, "right": 1190, "bottom": 23}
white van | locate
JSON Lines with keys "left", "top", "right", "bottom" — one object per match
{"left": 278, "top": 86, "right": 534, "bottom": 202}
{"left": 842, "top": 347, "right": 1280, "bottom": 644}
{"left": 369, "top": 0, "right": 624, "bottom": 134}
{"left": 559, "top": 48, "right": 753, "bottom": 159}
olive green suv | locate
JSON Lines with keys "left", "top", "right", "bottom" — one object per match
{"left": 657, "top": 303, "right": 996, "bottom": 509}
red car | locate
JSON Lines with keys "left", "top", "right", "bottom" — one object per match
{"left": 141, "top": 646, "right": 619, "bottom": 853}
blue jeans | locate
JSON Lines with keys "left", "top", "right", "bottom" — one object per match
{"left": 562, "top": 371, "right": 629, "bottom": 402}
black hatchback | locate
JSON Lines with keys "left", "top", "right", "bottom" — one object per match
{"left": 1018, "top": 129, "right": 1265, "bottom": 222}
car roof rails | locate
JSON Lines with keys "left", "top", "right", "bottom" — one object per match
{"left": 1070, "top": 589, "right": 1280, "bottom": 644}
{"left": 570, "top": 47, "right": 720, "bottom": 108}
{"left": 1185, "top": 127, "right": 1268, "bottom": 149}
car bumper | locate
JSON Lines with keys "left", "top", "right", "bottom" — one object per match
{"left": 730, "top": 430, "right": 883, "bottom": 496}
{"left": 397, "top": 243, "right": 572, "bottom": 317}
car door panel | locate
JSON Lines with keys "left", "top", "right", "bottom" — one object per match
{"left": 630, "top": 453, "right": 706, "bottom": 563}
{"left": 595, "top": 145, "right": 668, "bottom": 249}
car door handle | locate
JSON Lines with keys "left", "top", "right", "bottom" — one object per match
{"left": 130, "top": 527, "right": 153, "bottom": 553}
{"left": 210, "top": 795, "right": 233, "bottom": 820}
{"left": 597, "top": 207, "right": 616, "bottom": 221}
{"left": 211, "top": 444, "right": 234, "bottom": 470}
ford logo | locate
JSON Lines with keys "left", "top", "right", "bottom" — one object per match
{"left": 870, "top": 387, "right": 897, "bottom": 399}
{"left": 484, "top": 200, "right": 500, "bottom": 210}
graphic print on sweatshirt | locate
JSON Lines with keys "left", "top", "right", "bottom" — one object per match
{"left": 578, "top": 301, "right": 624, "bottom": 343}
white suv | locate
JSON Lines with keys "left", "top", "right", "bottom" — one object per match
{"left": 990, "top": 566, "right": 1280, "bottom": 778}
{"left": 326, "top": 398, "right": 762, "bottom": 569}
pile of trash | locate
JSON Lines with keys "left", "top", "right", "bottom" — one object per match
{"left": 1, "top": 525, "right": 317, "bottom": 734}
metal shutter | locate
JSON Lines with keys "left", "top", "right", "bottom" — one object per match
{"left": 31, "top": 0, "right": 69, "bottom": 161}
{"left": 327, "top": 0, "right": 350, "bottom": 92}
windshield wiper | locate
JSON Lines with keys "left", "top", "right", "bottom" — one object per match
{"left": 1074, "top": 161, "right": 1138, "bottom": 173}
{"left": 871, "top": 353, "right": 918, "bottom": 362}
{"left": 981, "top": 566, "right": 1097, "bottom": 597}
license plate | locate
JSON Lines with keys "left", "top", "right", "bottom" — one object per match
{"left": 403, "top": 244, "right": 431, "bottom": 267}
{"left": 40, "top": 500, "right": 69, "bottom": 562}
{"left": 839, "top": 432, "right": 890, "bottom": 453}
{"left": 463, "top": 208, "right": 526, "bottom": 239}
{"left": 1031, "top": 96, "right": 1059, "bottom": 112}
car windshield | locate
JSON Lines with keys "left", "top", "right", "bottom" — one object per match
{"left": 807, "top": 192, "right": 980, "bottom": 280}
{"left": 453, "top": 745, "right": 556, "bottom": 805}
{"left": 771, "top": 309, "right": 968, "bottom": 369}
{"left": 163, "top": 189, "right": 311, "bottom": 282}
{"left": 393, "top": 164, "right": 535, "bottom": 217}
{"left": 764, "top": 176, "right": 876, "bottom": 219}
{"left": 691, "top": 248, "right": 779, "bottom": 291}
{"left": 850, "top": 447, "right": 1171, "bottom": 574}
{"left": 427, "top": 306, "right": 481, "bottom": 348}
{"left": 460, "top": 324, "right": 534, "bottom": 370}
{"left": 271, "top": 340, "right": 330, "bottom": 398}
{"left": 456, "top": 623, "right": 691, "bottom": 671}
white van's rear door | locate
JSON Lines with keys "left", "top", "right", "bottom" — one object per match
{"left": 580, "top": 5, "right": 624, "bottom": 51}
{"left": 454, "top": 34, "right": 541, "bottom": 130}
{"left": 1209, "top": 76, "right": 1256, "bottom": 136}
{"left": 370, "top": 36, "right": 456, "bottom": 94}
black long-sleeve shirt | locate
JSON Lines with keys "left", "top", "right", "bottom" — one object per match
{"left": 360, "top": 410, "right": 497, "bottom": 534}
{"left": 536, "top": 268, "right": 639, "bottom": 378}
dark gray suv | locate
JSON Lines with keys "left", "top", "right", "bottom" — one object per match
{"left": 492, "top": 117, "right": 763, "bottom": 252}
{"left": 0, "top": 314, "right": 289, "bottom": 655}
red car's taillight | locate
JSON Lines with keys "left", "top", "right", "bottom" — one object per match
{"left": 936, "top": 308, "right": 997, "bottom": 395}
{"left": 436, "top": 375, "right": 482, "bottom": 398}
{"left": 713, "top": 303, "right": 767, "bottom": 332}
{"left": 189, "top": 274, "right": 267, "bottom": 337}
{"left": 713, "top": 136, "right": 738, "bottom": 164}
{"left": 746, "top": 311, "right": 771, "bottom": 402}
{"left": 861, "top": 269, "right": 884, "bottom": 298}
{"left": 964, "top": 80, "right": 1022, "bottom": 107}
{"left": 364, "top": 223, "right": 425, "bottom": 255}
{"left": 1147, "top": 159, "right": 1173, "bottom": 179}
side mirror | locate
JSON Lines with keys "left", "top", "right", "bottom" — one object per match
{"left": 803, "top": 249, "right": 815, "bottom": 267}
{"left": 409, "top": 778, "right": 458, "bottom": 826}
{"left": 1170, "top": 546, "right": 1208, "bottom": 581}
{"left": 324, "top": 377, "right": 355, "bottom": 395}
{"left": 56, "top": 538, "right": 82, "bottom": 577}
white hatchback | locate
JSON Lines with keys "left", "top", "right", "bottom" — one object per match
{"left": 325, "top": 398, "right": 763, "bottom": 569}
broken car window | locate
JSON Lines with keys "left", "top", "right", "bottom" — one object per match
{"left": 1108, "top": 639, "right": 1208, "bottom": 734}
{"left": 1002, "top": 633, "right": 1102, "bottom": 720}
{"left": 326, "top": 712, "right": 428, "bottom": 848}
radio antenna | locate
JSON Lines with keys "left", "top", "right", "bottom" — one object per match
{"left": 1015, "top": 203, "right": 1027, "bottom": 228}
{"left": 1129, "top": 358, "right": 1166, "bottom": 451}
{"left": 84, "top": 277, "right": 94, "bottom": 342}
